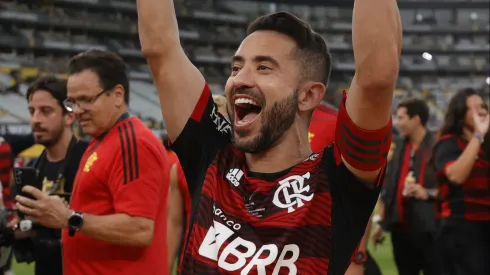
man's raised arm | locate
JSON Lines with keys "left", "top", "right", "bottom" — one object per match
{"left": 337, "top": 0, "right": 402, "bottom": 183}
{"left": 137, "top": 0, "right": 205, "bottom": 141}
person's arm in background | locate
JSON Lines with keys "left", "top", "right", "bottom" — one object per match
{"left": 371, "top": 197, "right": 385, "bottom": 248}
{"left": 167, "top": 163, "right": 184, "bottom": 273}
{"left": 345, "top": 217, "right": 374, "bottom": 275}
{"left": 76, "top": 140, "right": 169, "bottom": 247}
{"left": 435, "top": 137, "right": 479, "bottom": 185}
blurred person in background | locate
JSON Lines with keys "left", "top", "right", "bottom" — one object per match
{"left": 0, "top": 134, "right": 34, "bottom": 209}
{"left": 16, "top": 50, "right": 170, "bottom": 275}
{"left": 10, "top": 75, "right": 88, "bottom": 275}
{"left": 373, "top": 98, "right": 441, "bottom": 275}
{"left": 0, "top": 134, "right": 33, "bottom": 275}
{"left": 163, "top": 132, "right": 189, "bottom": 273}
{"left": 433, "top": 88, "right": 490, "bottom": 275}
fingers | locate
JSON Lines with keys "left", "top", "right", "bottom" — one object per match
{"left": 22, "top": 186, "right": 47, "bottom": 200}
{"left": 15, "top": 195, "right": 38, "bottom": 209}
{"left": 15, "top": 202, "right": 38, "bottom": 217}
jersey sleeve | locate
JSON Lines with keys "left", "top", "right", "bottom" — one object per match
{"left": 434, "top": 137, "right": 462, "bottom": 174}
{"left": 107, "top": 130, "right": 169, "bottom": 220}
{"left": 171, "top": 83, "right": 231, "bottom": 195}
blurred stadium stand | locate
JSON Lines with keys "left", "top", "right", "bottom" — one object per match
{"left": 0, "top": 0, "right": 488, "bottom": 133}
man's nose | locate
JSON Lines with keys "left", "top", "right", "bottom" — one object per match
{"left": 232, "top": 67, "right": 255, "bottom": 89}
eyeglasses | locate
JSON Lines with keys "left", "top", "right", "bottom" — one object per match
{"left": 63, "top": 89, "right": 109, "bottom": 112}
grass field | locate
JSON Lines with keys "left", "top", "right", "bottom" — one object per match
{"left": 11, "top": 234, "right": 397, "bottom": 275}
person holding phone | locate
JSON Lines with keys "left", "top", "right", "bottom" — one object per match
{"left": 10, "top": 75, "right": 88, "bottom": 275}
{"left": 16, "top": 50, "right": 170, "bottom": 275}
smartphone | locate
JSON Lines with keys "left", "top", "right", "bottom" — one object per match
{"left": 13, "top": 167, "right": 38, "bottom": 200}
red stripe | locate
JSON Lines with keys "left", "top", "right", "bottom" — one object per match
{"left": 190, "top": 83, "right": 211, "bottom": 122}
{"left": 419, "top": 148, "right": 428, "bottom": 186}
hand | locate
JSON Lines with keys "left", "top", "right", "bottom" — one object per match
{"left": 405, "top": 183, "right": 428, "bottom": 200}
{"left": 473, "top": 109, "right": 489, "bottom": 136}
{"left": 15, "top": 185, "right": 71, "bottom": 229}
{"left": 372, "top": 224, "right": 384, "bottom": 249}
{"left": 7, "top": 212, "right": 20, "bottom": 228}
{"left": 345, "top": 262, "right": 364, "bottom": 275}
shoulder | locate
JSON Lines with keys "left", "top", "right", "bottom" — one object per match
{"left": 435, "top": 135, "right": 460, "bottom": 151}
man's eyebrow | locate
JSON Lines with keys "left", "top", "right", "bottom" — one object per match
{"left": 231, "top": 55, "right": 280, "bottom": 68}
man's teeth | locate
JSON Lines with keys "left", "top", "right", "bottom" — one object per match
{"left": 234, "top": 98, "right": 259, "bottom": 106}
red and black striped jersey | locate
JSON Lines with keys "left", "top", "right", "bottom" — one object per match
{"left": 0, "top": 137, "right": 12, "bottom": 188}
{"left": 434, "top": 135, "right": 490, "bottom": 221}
{"left": 172, "top": 84, "right": 385, "bottom": 274}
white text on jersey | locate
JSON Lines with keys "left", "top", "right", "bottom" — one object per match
{"left": 199, "top": 219, "right": 300, "bottom": 275}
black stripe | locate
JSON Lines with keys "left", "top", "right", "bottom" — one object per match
{"left": 341, "top": 130, "right": 381, "bottom": 155}
{"left": 123, "top": 123, "right": 134, "bottom": 182}
{"left": 128, "top": 121, "right": 139, "bottom": 179}
{"left": 117, "top": 126, "right": 128, "bottom": 184}
{"left": 341, "top": 142, "right": 380, "bottom": 163}
{"left": 342, "top": 124, "right": 382, "bottom": 146}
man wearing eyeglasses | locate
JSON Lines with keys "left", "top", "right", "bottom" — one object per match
{"left": 15, "top": 50, "right": 171, "bottom": 275}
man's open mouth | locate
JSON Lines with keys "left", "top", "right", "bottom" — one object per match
{"left": 233, "top": 96, "right": 263, "bottom": 126}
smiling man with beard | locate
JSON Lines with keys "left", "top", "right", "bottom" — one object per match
{"left": 138, "top": 0, "right": 401, "bottom": 273}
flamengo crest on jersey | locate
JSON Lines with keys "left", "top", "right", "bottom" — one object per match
{"left": 272, "top": 172, "right": 314, "bottom": 213}
{"left": 226, "top": 169, "right": 244, "bottom": 187}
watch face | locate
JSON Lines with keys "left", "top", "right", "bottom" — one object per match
{"left": 69, "top": 214, "right": 83, "bottom": 227}
{"left": 355, "top": 251, "right": 367, "bottom": 262}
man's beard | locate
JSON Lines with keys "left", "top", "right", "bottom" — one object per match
{"left": 231, "top": 90, "right": 297, "bottom": 153}
{"left": 34, "top": 124, "right": 65, "bottom": 148}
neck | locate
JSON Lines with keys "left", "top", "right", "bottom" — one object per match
{"left": 46, "top": 130, "right": 73, "bottom": 162}
{"left": 245, "top": 123, "right": 311, "bottom": 173}
{"left": 111, "top": 107, "right": 128, "bottom": 127}
{"left": 409, "top": 127, "right": 426, "bottom": 149}
{"left": 96, "top": 107, "right": 128, "bottom": 139}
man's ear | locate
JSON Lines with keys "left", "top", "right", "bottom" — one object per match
{"left": 297, "top": 82, "right": 326, "bottom": 113}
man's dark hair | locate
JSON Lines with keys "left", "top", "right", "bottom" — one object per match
{"left": 26, "top": 75, "right": 68, "bottom": 114}
{"left": 247, "top": 12, "right": 331, "bottom": 86}
{"left": 397, "top": 98, "right": 430, "bottom": 126}
{"left": 68, "top": 49, "right": 130, "bottom": 104}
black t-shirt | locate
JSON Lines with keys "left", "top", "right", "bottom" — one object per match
{"left": 28, "top": 139, "right": 88, "bottom": 275}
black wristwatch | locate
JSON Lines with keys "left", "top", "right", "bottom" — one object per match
{"left": 68, "top": 211, "right": 84, "bottom": 237}
{"left": 353, "top": 250, "right": 368, "bottom": 265}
